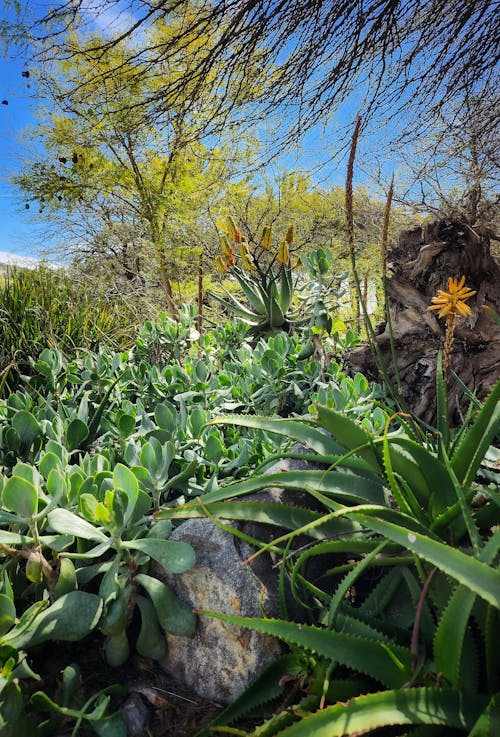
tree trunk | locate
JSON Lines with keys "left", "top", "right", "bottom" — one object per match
{"left": 197, "top": 252, "right": 203, "bottom": 335}
{"left": 348, "top": 219, "right": 500, "bottom": 424}
{"left": 155, "top": 243, "right": 179, "bottom": 320}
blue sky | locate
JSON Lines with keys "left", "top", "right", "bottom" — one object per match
{"left": 0, "top": 40, "right": 46, "bottom": 258}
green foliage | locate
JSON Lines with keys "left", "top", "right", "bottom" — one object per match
{"left": 0, "top": 266, "right": 135, "bottom": 392}
{"left": 0, "top": 313, "right": 390, "bottom": 730}
{"left": 180, "top": 371, "right": 500, "bottom": 736}
{"left": 8, "top": 306, "right": 493, "bottom": 735}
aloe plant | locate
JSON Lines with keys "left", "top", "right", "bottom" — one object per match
{"left": 164, "top": 374, "right": 500, "bottom": 736}
{"left": 211, "top": 220, "right": 299, "bottom": 337}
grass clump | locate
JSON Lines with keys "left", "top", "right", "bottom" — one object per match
{"left": 0, "top": 265, "right": 136, "bottom": 392}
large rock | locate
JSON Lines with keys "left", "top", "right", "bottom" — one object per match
{"left": 157, "top": 518, "right": 281, "bottom": 704}
{"left": 157, "top": 449, "right": 323, "bottom": 704}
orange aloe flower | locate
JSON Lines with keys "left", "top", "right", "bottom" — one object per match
{"left": 428, "top": 276, "right": 476, "bottom": 319}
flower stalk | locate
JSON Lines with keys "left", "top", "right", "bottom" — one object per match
{"left": 428, "top": 276, "right": 477, "bottom": 377}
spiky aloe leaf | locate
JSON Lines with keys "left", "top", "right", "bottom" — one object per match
{"left": 278, "top": 263, "right": 294, "bottom": 314}
{"left": 269, "top": 293, "right": 286, "bottom": 327}
{"left": 326, "top": 542, "right": 387, "bottom": 627}
{"left": 382, "top": 428, "right": 426, "bottom": 521}
{"left": 435, "top": 351, "right": 449, "bottom": 451}
{"left": 361, "top": 566, "right": 405, "bottom": 616}
{"left": 199, "top": 468, "right": 384, "bottom": 506}
{"left": 210, "top": 289, "right": 265, "bottom": 324}
{"left": 232, "top": 268, "right": 268, "bottom": 315}
{"left": 348, "top": 511, "right": 500, "bottom": 609}
{"left": 388, "top": 438, "right": 456, "bottom": 512}
{"left": 195, "top": 654, "right": 304, "bottom": 737}
{"left": 272, "top": 687, "right": 487, "bottom": 736}
{"left": 196, "top": 613, "right": 412, "bottom": 688}
{"left": 433, "top": 529, "right": 500, "bottom": 687}
{"left": 315, "top": 405, "right": 381, "bottom": 471}
{"left": 209, "top": 414, "right": 353, "bottom": 461}
{"left": 434, "top": 585, "right": 476, "bottom": 688}
{"left": 467, "top": 692, "right": 500, "bottom": 737}
{"left": 157, "top": 500, "right": 362, "bottom": 540}
{"left": 451, "top": 379, "right": 500, "bottom": 487}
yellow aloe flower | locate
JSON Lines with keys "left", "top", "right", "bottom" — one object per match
{"left": 285, "top": 224, "right": 295, "bottom": 244}
{"left": 226, "top": 215, "right": 240, "bottom": 243}
{"left": 260, "top": 225, "right": 273, "bottom": 250}
{"left": 240, "top": 242, "right": 255, "bottom": 271}
{"left": 215, "top": 255, "right": 228, "bottom": 273}
{"left": 428, "top": 276, "right": 476, "bottom": 318}
{"left": 277, "top": 240, "right": 290, "bottom": 265}
{"left": 220, "top": 234, "right": 231, "bottom": 258}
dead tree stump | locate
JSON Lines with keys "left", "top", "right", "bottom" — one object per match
{"left": 348, "top": 219, "right": 500, "bottom": 423}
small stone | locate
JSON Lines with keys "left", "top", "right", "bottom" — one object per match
{"left": 122, "top": 693, "right": 151, "bottom": 736}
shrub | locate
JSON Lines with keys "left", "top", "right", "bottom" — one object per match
{"left": 0, "top": 266, "right": 136, "bottom": 392}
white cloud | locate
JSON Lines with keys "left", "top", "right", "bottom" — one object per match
{"left": 0, "top": 250, "right": 40, "bottom": 268}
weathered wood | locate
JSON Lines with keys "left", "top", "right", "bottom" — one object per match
{"left": 348, "top": 219, "right": 500, "bottom": 423}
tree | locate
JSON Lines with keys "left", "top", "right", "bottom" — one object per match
{"left": 14, "top": 19, "right": 253, "bottom": 316}
{"left": 387, "top": 84, "right": 500, "bottom": 225}
{"left": 13, "top": 0, "right": 499, "bottom": 152}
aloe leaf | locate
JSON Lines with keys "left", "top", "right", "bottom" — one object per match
{"left": 467, "top": 692, "right": 500, "bottom": 737}
{"left": 200, "top": 468, "right": 384, "bottom": 506}
{"left": 210, "top": 289, "right": 264, "bottom": 323}
{"left": 349, "top": 511, "right": 500, "bottom": 608}
{"left": 388, "top": 439, "right": 456, "bottom": 510}
{"left": 451, "top": 379, "right": 500, "bottom": 486}
{"left": 278, "top": 264, "right": 293, "bottom": 314}
{"left": 196, "top": 654, "right": 304, "bottom": 737}
{"left": 315, "top": 405, "right": 381, "bottom": 471}
{"left": 434, "top": 529, "right": 500, "bottom": 687}
{"left": 269, "top": 294, "right": 285, "bottom": 326}
{"left": 434, "top": 585, "right": 476, "bottom": 688}
{"left": 86, "top": 372, "right": 125, "bottom": 445}
{"left": 271, "top": 687, "right": 486, "bottom": 736}
{"left": 198, "top": 612, "right": 412, "bottom": 687}
{"left": 157, "top": 500, "right": 362, "bottom": 539}
{"left": 435, "top": 351, "right": 449, "bottom": 451}
{"left": 485, "top": 606, "right": 498, "bottom": 694}
{"left": 362, "top": 567, "right": 405, "bottom": 616}
{"left": 291, "top": 540, "right": 403, "bottom": 604}
{"left": 327, "top": 542, "right": 387, "bottom": 627}
{"left": 442, "top": 447, "right": 482, "bottom": 554}
{"left": 209, "top": 414, "right": 346, "bottom": 457}
{"left": 232, "top": 269, "right": 268, "bottom": 315}
{"left": 383, "top": 428, "right": 417, "bottom": 517}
